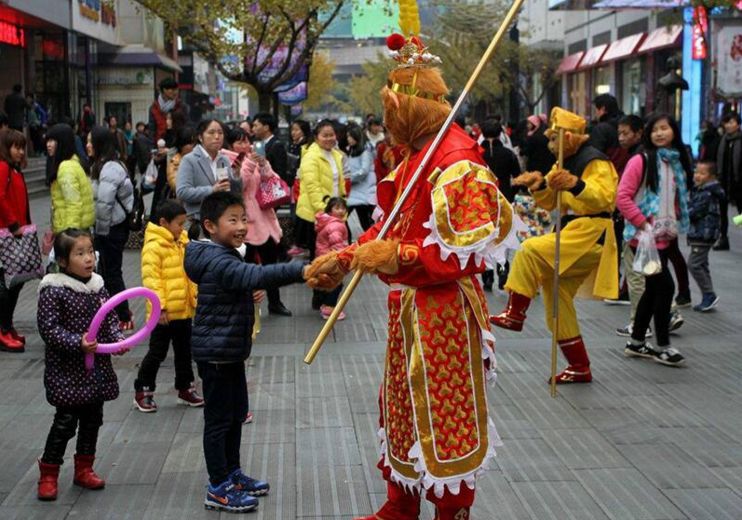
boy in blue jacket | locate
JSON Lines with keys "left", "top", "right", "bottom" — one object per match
{"left": 688, "top": 161, "right": 725, "bottom": 312}
{"left": 184, "top": 192, "right": 307, "bottom": 513}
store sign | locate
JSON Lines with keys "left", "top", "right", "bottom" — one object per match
{"left": 78, "top": 0, "right": 116, "bottom": 27}
{"left": 73, "top": 0, "right": 120, "bottom": 45}
{"left": 692, "top": 6, "right": 708, "bottom": 60}
{"left": 715, "top": 23, "right": 742, "bottom": 96}
{"left": 0, "top": 21, "right": 25, "bottom": 48}
{"left": 97, "top": 68, "right": 154, "bottom": 86}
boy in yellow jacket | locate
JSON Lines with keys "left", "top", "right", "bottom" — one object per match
{"left": 134, "top": 200, "right": 202, "bottom": 412}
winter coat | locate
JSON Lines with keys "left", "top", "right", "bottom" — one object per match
{"left": 521, "top": 130, "right": 554, "bottom": 176}
{"left": 94, "top": 160, "right": 134, "bottom": 236}
{"left": 221, "top": 149, "right": 282, "bottom": 246}
{"left": 482, "top": 139, "right": 521, "bottom": 202}
{"left": 315, "top": 212, "right": 349, "bottom": 257}
{"left": 717, "top": 130, "right": 742, "bottom": 203}
{"left": 345, "top": 145, "right": 376, "bottom": 207}
{"left": 141, "top": 223, "right": 196, "bottom": 321}
{"left": 50, "top": 155, "right": 95, "bottom": 233}
{"left": 688, "top": 180, "right": 725, "bottom": 244}
{"left": 184, "top": 240, "right": 305, "bottom": 362}
{"left": 37, "top": 273, "right": 123, "bottom": 407}
{"left": 0, "top": 161, "right": 30, "bottom": 232}
{"left": 176, "top": 145, "right": 241, "bottom": 219}
{"left": 296, "top": 143, "right": 346, "bottom": 223}
{"left": 590, "top": 113, "right": 630, "bottom": 174}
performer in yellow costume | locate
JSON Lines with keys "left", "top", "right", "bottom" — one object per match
{"left": 304, "top": 2, "right": 522, "bottom": 517}
{"left": 491, "top": 107, "right": 619, "bottom": 383}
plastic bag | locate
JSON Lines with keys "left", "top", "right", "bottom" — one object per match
{"left": 141, "top": 159, "right": 158, "bottom": 193}
{"left": 632, "top": 230, "right": 662, "bottom": 276}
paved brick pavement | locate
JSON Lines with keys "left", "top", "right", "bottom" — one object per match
{"left": 1, "top": 195, "right": 741, "bottom": 519}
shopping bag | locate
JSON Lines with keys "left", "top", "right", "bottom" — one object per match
{"left": 632, "top": 230, "right": 662, "bottom": 276}
{"left": 141, "top": 159, "right": 158, "bottom": 193}
{"left": 0, "top": 224, "right": 44, "bottom": 287}
{"left": 256, "top": 174, "right": 291, "bottom": 210}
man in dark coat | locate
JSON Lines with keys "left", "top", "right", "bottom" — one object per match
{"left": 590, "top": 93, "right": 629, "bottom": 175}
{"left": 4, "top": 85, "right": 26, "bottom": 132}
{"left": 251, "top": 113, "right": 288, "bottom": 183}
{"left": 714, "top": 112, "right": 742, "bottom": 250}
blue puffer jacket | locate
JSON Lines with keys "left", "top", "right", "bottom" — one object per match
{"left": 184, "top": 240, "right": 305, "bottom": 362}
{"left": 688, "top": 180, "right": 725, "bottom": 244}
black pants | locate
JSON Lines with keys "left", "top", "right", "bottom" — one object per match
{"left": 197, "top": 361, "right": 247, "bottom": 485}
{"left": 321, "top": 283, "right": 343, "bottom": 307}
{"left": 245, "top": 239, "right": 284, "bottom": 308}
{"left": 95, "top": 222, "right": 130, "bottom": 320}
{"left": 294, "top": 216, "right": 316, "bottom": 259}
{"left": 719, "top": 194, "right": 742, "bottom": 238}
{"left": 665, "top": 238, "right": 690, "bottom": 299}
{"left": 135, "top": 319, "right": 194, "bottom": 392}
{"left": 348, "top": 204, "right": 375, "bottom": 232}
{"left": 42, "top": 402, "right": 104, "bottom": 465}
{"left": 632, "top": 249, "right": 673, "bottom": 347}
{"left": 0, "top": 270, "right": 23, "bottom": 332}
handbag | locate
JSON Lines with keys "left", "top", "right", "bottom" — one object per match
{"left": 256, "top": 174, "right": 291, "bottom": 210}
{"left": 0, "top": 224, "right": 44, "bottom": 288}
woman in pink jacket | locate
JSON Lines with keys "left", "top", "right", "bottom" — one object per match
{"left": 314, "top": 196, "right": 349, "bottom": 320}
{"left": 223, "top": 128, "right": 290, "bottom": 316}
{"left": 616, "top": 113, "right": 691, "bottom": 368}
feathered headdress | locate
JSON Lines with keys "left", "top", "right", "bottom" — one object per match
{"left": 386, "top": 0, "right": 441, "bottom": 68}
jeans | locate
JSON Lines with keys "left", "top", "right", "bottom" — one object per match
{"left": 95, "top": 221, "right": 130, "bottom": 320}
{"left": 0, "top": 270, "right": 23, "bottom": 331}
{"left": 197, "top": 361, "right": 247, "bottom": 485}
{"left": 245, "top": 239, "right": 284, "bottom": 308}
{"left": 42, "top": 402, "right": 104, "bottom": 465}
{"left": 632, "top": 249, "right": 673, "bottom": 347}
{"left": 688, "top": 244, "right": 714, "bottom": 295}
{"left": 134, "top": 319, "right": 194, "bottom": 392}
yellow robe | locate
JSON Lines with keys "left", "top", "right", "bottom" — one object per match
{"left": 506, "top": 158, "right": 619, "bottom": 339}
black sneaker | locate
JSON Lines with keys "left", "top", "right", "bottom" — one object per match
{"left": 669, "top": 311, "right": 684, "bottom": 332}
{"left": 675, "top": 294, "right": 691, "bottom": 308}
{"left": 616, "top": 323, "right": 652, "bottom": 338}
{"left": 653, "top": 347, "right": 685, "bottom": 367}
{"left": 713, "top": 236, "right": 730, "bottom": 251}
{"left": 624, "top": 341, "right": 657, "bottom": 359}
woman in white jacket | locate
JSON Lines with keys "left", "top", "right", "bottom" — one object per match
{"left": 89, "top": 126, "right": 135, "bottom": 329}
{"left": 344, "top": 125, "right": 376, "bottom": 231}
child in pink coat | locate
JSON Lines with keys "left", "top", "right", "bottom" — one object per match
{"left": 314, "top": 197, "right": 349, "bottom": 320}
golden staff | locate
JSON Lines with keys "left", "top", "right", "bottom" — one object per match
{"left": 304, "top": 0, "right": 526, "bottom": 365}
{"left": 550, "top": 128, "right": 565, "bottom": 398}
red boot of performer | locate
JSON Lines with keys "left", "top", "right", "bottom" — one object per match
{"left": 355, "top": 481, "right": 420, "bottom": 520}
{"left": 428, "top": 484, "right": 474, "bottom": 520}
{"left": 37, "top": 459, "right": 60, "bottom": 501}
{"left": 489, "top": 292, "right": 531, "bottom": 331}
{"left": 549, "top": 336, "right": 592, "bottom": 384}
{"left": 73, "top": 454, "right": 105, "bottom": 490}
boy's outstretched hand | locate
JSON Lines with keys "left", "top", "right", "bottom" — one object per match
{"left": 305, "top": 253, "right": 345, "bottom": 291}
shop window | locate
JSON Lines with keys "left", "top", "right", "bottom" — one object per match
{"left": 621, "top": 59, "right": 645, "bottom": 116}
{"left": 593, "top": 66, "right": 611, "bottom": 96}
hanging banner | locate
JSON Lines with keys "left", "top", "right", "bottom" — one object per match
{"left": 278, "top": 82, "right": 308, "bottom": 105}
{"left": 714, "top": 22, "right": 742, "bottom": 96}
{"left": 692, "top": 6, "right": 708, "bottom": 60}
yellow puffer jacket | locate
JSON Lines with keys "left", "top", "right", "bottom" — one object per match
{"left": 50, "top": 155, "right": 95, "bottom": 233}
{"left": 296, "top": 143, "right": 346, "bottom": 223}
{"left": 141, "top": 223, "right": 197, "bottom": 320}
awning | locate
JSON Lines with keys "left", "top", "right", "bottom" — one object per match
{"left": 601, "top": 33, "right": 645, "bottom": 63}
{"left": 97, "top": 44, "right": 182, "bottom": 72}
{"left": 592, "top": 0, "right": 687, "bottom": 7}
{"left": 577, "top": 44, "right": 608, "bottom": 70}
{"left": 555, "top": 51, "right": 584, "bottom": 75}
{"left": 637, "top": 25, "right": 683, "bottom": 54}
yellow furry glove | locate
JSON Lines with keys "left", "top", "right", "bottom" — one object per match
{"left": 512, "top": 171, "right": 545, "bottom": 192}
{"left": 546, "top": 168, "right": 579, "bottom": 191}
{"left": 351, "top": 240, "right": 400, "bottom": 275}
{"left": 305, "top": 252, "right": 346, "bottom": 291}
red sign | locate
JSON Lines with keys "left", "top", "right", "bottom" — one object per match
{"left": 0, "top": 21, "right": 25, "bottom": 48}
{"left": 692, "top": 6, "right": 708, "bottom": 60}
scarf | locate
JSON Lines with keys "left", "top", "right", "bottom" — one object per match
{"left": 623, "top": 148, "right": 690, "bottom": 242}
{"left": 158, "top": 93, "right": 176, "bottom": 113}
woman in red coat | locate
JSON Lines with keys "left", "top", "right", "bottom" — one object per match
{"left": 0, "top": 129, "right": 31, "bottom": 352}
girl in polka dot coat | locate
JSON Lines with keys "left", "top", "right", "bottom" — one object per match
{"left": 36, "top": 229, "right": 125, "bottom": 501}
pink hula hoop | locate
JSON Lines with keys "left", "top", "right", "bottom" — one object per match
{"left": 84, "top": 287, "right": 161, "bottom": 370}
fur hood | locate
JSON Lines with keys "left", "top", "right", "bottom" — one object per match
{"left": 38, "top": 272, "right": 105, "bottom": 294}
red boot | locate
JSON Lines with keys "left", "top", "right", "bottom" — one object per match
{"left": 0, "top": 330, "right": 24, "bottom": 352}
{"left": 435, "top": 506, "right": 471, "bottom": 520}
{"left": 489, "top": 292, "right": 531, "bottom": 331}
{"left": 73, "top": 454, "right": 105, "bottom": 490}
{"left": 550, "top": 336, "right": 592, "bottom": 384}
{"left": 355, "top": 481, "right": 420, "bottom": 520}
{"left": 37, "top": 459, "right": 60, "bottom": 501}
{"left": 9, "top": 328, "right": 25, "bottom": 345}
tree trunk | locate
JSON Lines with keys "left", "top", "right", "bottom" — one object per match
{"left": 258, "top": 89, "right": 272, "bottom": 113}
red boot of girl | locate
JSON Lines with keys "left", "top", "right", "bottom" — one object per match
{"left": 37, "top": 459, "right": 60, "bottom": 501}
{"left": 73, "top": 454, "right": 105, "bottom": 490}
